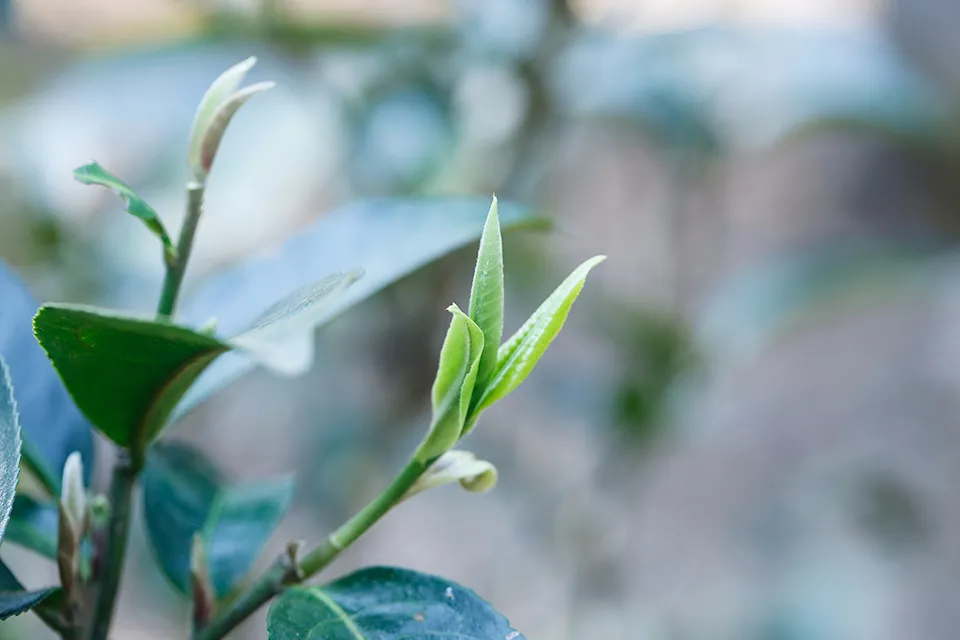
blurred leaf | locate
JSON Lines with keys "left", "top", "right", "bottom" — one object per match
{"left": 198, "top": 81, "right": 275, "bottom": 179}
{"left": 176, "top": 198, "right": 545, "bottom": 418}
{"left": 33, "top": 305, "right": 230, "bottom": 449}
{"left": 555, "top": 28, "right": 951, "bottom": 152}
{"left": 143, "top": 441, "right": 294, "bottom": 597}
{"left": 0, "top": 561, "right": 57, "bottom": 621}
{"left": 0, "top": 261, "right": 92, "bottom": 489}
{"left": 267, "top": 566, "right": 525, "bottom": 640}
{"left": 419, "top": 306, "right": 483, "bottom": 461}
{"left": 467, "top": 198, "right": 504, "bottom": 387}
{"left": 229, "top": 269, "right": 363, "bottom": 376}
{"left": 73, "top": 162, "right": 174, "bottom": 260}
{"left": 0, "top": 359, "right": 21, "bottom": 544}
{"left": 5, "top": 495, "right": 57, "bottom": 559}
{"left": 474, "top": 256, "right": 605, "bottom": 413}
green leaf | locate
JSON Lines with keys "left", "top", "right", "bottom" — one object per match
{"left": 467, "top": 197, "right": 504, "bottom": 388}
{"left": 229, "top": 269, "right": 363, "bottom": 376}
{"left": 0, "top": 358, "right": 22, "bottom": 544}
{"left": 142, "top": 441, "right": 294, "bottom": 597}
{"left": 176, "top": 198, "right": 545, "bottom": 419}
{"left": 267, "top": 566, "right": 525, "bottom": 640}
{"left": 73, "top": 162, "right": 174, "bottom": 260}
{"left": 0, "top": 560, "right": 57, "bottom": 620}
{"left": 6, "top": 495, "right": 57, "bottom": 559}
{"left": 0, "top": 260, "right": 94, "bottom": 491}
{"left": 417, "top": 305, "right": 483, "bottom": 462}
{"left": 474, "top": 256, "right": 605, "bottom": 414}
{"left": 33, "top": 305, "right": 231, "bottom": 449}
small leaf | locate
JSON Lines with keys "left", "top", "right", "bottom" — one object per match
{"left": 468, "top": 197, "right": 505, "bottom": 389}
{"left": 188, "top": 56, "right": 258, "bottom": 179}
{"left": 0, "top": 358, "right": 22, "bottom": 544}
{"left": 0, "top": 560, "right": 57, "bottom": 620}
{"left": 6, "top": 495, "right": 58, "bottom": 559}
{"left": 0, "top": 260, "right": 93, "bottom": 490}
{"left": 199, "top": 81, "right": 275, "bottom": 177}
{"left": 267, "top": 566, "right": 525, "bottom": 640}
{"left": 418, "top": 305, "right": 483, "bottom": 462}
{"left": 33, "top": 306, "right": 231, "bottom": 449}
{"left": 474, "top": 256, "right": 606, "bottom": 414}
{"left": 176, "top": 198, "right": 545, "bottom": 419}
{"left": 229, "top": 269, "right": 363, "bottom": 376}
{"left": 143, "top": 441, "right": 294, "bottom": 597}
{"left": 73, "top": 162, "right": 174, "bottom": 261}
{"left": 404, "top": 450, "right": 497, "bottom": 501}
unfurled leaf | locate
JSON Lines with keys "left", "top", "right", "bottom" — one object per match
{"left": 73, "top": 162, "right": 174, "bottom": 261}
{"left": 404, "top": 450, "right": 497, "bottom": 500}
{"left": 417, "top": 305, "right": 483, "bottom": 462}
{"left": 229, "top": 269, "right": 363, "bottom": 376}
{"left": 143, "top": 441, "right": 294, "bottom": 597}
{"left": 467, "top": 197, "right": 504, "bottom": 389}
{"left": 474, "top": 256, "right": 605, "bottom": 414}
{"left": 0, "top": 560, "right": 57, "bottom": 621}
{"left": 0, "top": 261, "right": 93, "bottom": 490}
{"left": 176, "top": 198, "right": 545, "bottom": 419}
{"left": 267, "top": 566, "right": 525, "bottom": 640}
{"left": 0, "top": 359, "right": 21, "bottom": 544}
{"left": 33, "top": 305, "right": 231, "bottom": 449}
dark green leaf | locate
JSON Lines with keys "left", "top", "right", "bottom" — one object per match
{"left": 176, "top": 198, "right": 545, "bottom": 418}
{"left": 0, "top": 358, "right": 21, "bottom": 544}
{"left": 73, "top": 162, "right": 175, "bottom": 259}
{"left": 33, "top": 305, "right": 231, "bottom": 449}
{"left": 467, "top": 198, "right": 504, "bottom": 388}
{"left": 143, "top": 441, "right": 293, "bottom": 597}
{"left": 0, "top": 560, "right": 57, "bottom": 620}
{"left": 0, "top": 260, "right": 92, "bottom": 490}
{"left": 474, "top": 256, "right": 605, "bottom": 414}
{"left": 5, "top": 495, "right": 57, "bottom": 559}
{"left": 267, "top": 566, "right": 525, "bottom": 640}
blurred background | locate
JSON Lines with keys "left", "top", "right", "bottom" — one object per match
{"left": 4, "top": 0, "right": 960, "bottom": 638}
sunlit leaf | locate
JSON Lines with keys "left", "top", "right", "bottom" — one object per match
{"left": 176, "top": 198, "right": 544, "bottom": 419}
{"left": 33, "top": 305, "right": 230, "bottom": 449}
{"left": 474, "top": 256, "right": 605, "bottom": 413}
{"left": 467, "top": 197, "right": 504, "bottom": 388}
{"left": 73, "top": 162, "right": 174, "bottom": 260}
{"left": 143, "top": 441, "right": 294, "bottom": 597}
{"left": 189, "top": 56, "right": 258, "bottom": 178}
{"left": 418, "top": 306, "right": 483, "bottom": 462}
{"left": 267, "top": 566, "right": 525, "bottom": 640}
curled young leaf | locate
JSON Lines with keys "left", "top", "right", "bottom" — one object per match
{"left": 199, "top": 82, "right": 275, "bottom": 178}
{"left": 73, "top": 162, "right": 175, "bottom": 263}
{"left": 473, "top": 255, "right": 606, "bottom": 415}
{"left": 417, "top": 305, "right": 483, "bottom": 462}
{"left": 188, "top": 57, "right": 272, "bottom": 181}
{"left": 467, "top": 197, "right": 504, "bottom": 389}
{"left": 59, "top": 451, "right": 86, "bottom": 541}
{"left": 404, "top": 450, "right": 498, "bottom": 501}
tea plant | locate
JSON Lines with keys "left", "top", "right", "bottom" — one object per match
{"left": 0, "top": 58, "right": 603, "bottom": 639}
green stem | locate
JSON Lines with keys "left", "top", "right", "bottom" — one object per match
{"left": 157, "top": 182, "right": 205, "bottom": 318}
{"left": 86, "top": 453, "right": 137, "bottom": 640}
{"left": 194, "top": 458, "right": 428, "bottom": 640}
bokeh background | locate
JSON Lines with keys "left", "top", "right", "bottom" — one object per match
{"left": 4, "top": 0, "right": 960, "bottom": 638}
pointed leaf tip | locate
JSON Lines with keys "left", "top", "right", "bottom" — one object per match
{"left": 468, "top": 197, "right": 504, "bottom": 390}
{"left": 473, "top": 254, "right": 605, "bottom": 414}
